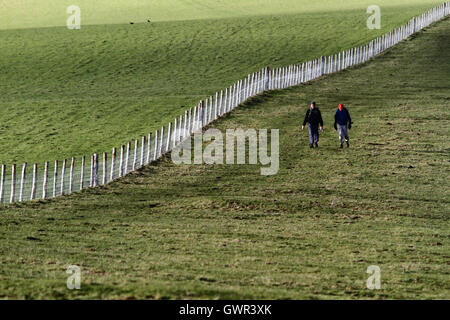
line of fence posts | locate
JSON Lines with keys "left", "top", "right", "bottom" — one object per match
{"left": 0, "top": 2, "right": 448, "bottom": 204}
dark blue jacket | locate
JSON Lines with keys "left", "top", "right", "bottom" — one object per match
{"left": 303, "top": 107, "right": 323, "bottom": 127}
{"left": 334, "top": 108, "right": 352, "bottom": 126}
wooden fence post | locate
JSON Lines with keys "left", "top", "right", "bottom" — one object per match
{"left": 199, "top": 101, "right": 204, "bottom": 129}
{"left": 53, "top": 160, "right": 58, "bottom": 198}
{"left": 31, "top": 164, "right": 37, "bottom": 200}
{"left": 188, "top": 108, "right": 193, "bottom": 134}
{"left": 19, "top": 163, "right": 26, "bottom": 202}
{"left": 214, "top": 92, "right": 218, "bottom": 120}
{"left": 228, "top": 85, "right": 233, "bottom": 111}
{"left": 246, "top": 74, "right": 250, "bottom": 97}
{"left": 243, "top": 77, "right": 248, "bottom": 99}
{"left": 198, "top": 102, "right": 203, "bottom": 128}
{"left": 192, "top": 106, "right": 197, "bottom": 132}
{"left": 43, "top": 162, "right": 48, "bottom": 199}
{"left": 69, "top": 158, "right": 74, "bottom": 193}
{"left": 159, "top": 126, "right": 164, "bottom": 156}
{"left": 204, "top": 99, "right": 209, "bottom": 125}
{"left": 178, "top": 114, "right": 183, "bottom": 143}
{"left": 93, "top": 153, "right": 98, "bottom": 187}
{"left": 173, "top": 118, "right": 178, "bottom": 147}
{"left": 183, "top": 110, "right": 188, "bottom": 138}
{"left": 223, "top": 88, "right": 228, "bottom": 115}
{"left": 125, "top": 142, "right": 131, "bottom": 174}
{"left": 0, "top": 164, "right": 5, "bottom": 203}
{"left": 233, "top": 82, "right": 237, "bottom": 107}
{"left": 238, "top": 80, "right": 242, "bottom": 105}
{"left": 141, "top": 136, "right": 145, "bottom": 167}
{"left": 209, "top": 96, "right": 213, "bottom": 123}
{"left": 60, "top": 159, "right": 66, "bottom": 195}
{"left": 147, "top": 133, "right": 152, "bottom": 164}
{"left": 10, "top": 164, "right": 16, "bottom": 203}
{"left": 102, "top": 152, "right": 107, "bottom": 185}
{"left": 119, "top": 145, "right": 124, "bottom": 177}
{"left": 89, "top": 155, "right": 94, "bottom": 187}
{"left": 153, "top": 130, "right": 159, "bottom": 161}
{"left": 271, "top": 68, "right": 274, "bottom": 88}
{"left": 219, "top": 90, "right": 223, "bottom": 117}
{"left": 133, "top": 139, "right": 138, "bottom": 171}
{"left": 110, "top": 148, "right": 116, "bottom": 181}
{"left": 80, "top": 156, "right": 85, "bottom": 190}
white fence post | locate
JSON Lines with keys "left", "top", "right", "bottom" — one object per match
{"left": 102, "top": 152, "right": 107, "bottom": 185}
{"left": 31, "top": 163, "right": 37, "bottom": 200}
{"left": 166, "top": 122, "right": 172, "bottom": 152}
{"left": 147, "top": 133, "right": 152, "bottom": 164}
{"left": 153, "top": 130, "right": 159, "bottom": 161}
{"left": 133, "top": 139, "right": 138, "bottom": 171}
{"left": 43, "top": 162, "right": 48, "bottom": 199}
{"left": 93, "top": 153, "right": 98, "bottom": 187}
{"left": 159, "top": 126, "right": 164, "bottom": 156}
{"left": 80, "top": 156, "right": 85, "bottom": 190}
{"left": 119, "top": 145, "right": 124, "bottom": 177}
{"left": 214, "top": 92, "right": 218, "bottom": 120}
{"left": 19, "top": 162, "right": 26, "bottom": 202}
{"left": 0, "top": 164, "right": 5, "bottom": 203}
{"left": 89, "top": 155, "right": 94, "bottom": 187}
{"left": 110, "top": 148, "right": 116, "bottom": 181}
{"left": 141, "top": 136, "right": 145, "bottom": 167}
{"left": 209, "top": 96, "right": 213, "bottom": 123}
{"left": 60, "top": 159, "right": 66, "bottom": 195}
{"left": 53, "top": 160, "right": 58, "bottom": 198}
{"left": 173, "top": 118, "right": 178, "bottom": 147}
{"left": 10, "top": 164, "right": 16, "bottom": 203}
{"left": 125, "top": 142, "right": 131, "bottom": 174}
{"left": 69, "top": 157, "right": 75, "bottom": 193}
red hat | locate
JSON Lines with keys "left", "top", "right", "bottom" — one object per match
{"left": 338, "top": 104, "right": 344, "bottom": 111}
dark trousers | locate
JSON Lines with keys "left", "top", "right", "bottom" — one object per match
{"left": 308, "top": 124, "right": 319, "bottom": 145}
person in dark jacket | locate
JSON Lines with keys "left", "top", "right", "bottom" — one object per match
{"left": 302, "top": 101, "right": 323, "bottom": 148}
{"left": 334, "top": 104, "right": 352, "bottom": 148}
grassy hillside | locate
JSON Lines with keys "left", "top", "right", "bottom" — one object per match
{"left": 0, "top": 17, "right": 448, "bottom": 299}
{"left": 0, "top": 1, "right": 444, "bottom": 165}
{"left": 0, "top": 0, "right": 443, "bottom": 30}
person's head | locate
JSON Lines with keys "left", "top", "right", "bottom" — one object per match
{"left": 338, "top": 103, "right": 344, "bottom": 111}
{"left": 311, "top": 101, "right": 316, "bottom": 109}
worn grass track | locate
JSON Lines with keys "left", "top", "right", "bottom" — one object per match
{"left": 0, "top": 17, "right": 448, "bottom": 299}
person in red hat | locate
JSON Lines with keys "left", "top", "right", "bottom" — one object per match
{"left": 334, "top": 104, "right": 352, "bottom": 148}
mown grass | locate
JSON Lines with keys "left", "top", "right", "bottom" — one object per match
{"left": 0, "top": 17, "right": 448, "bottom": 299}
{"left": 0, "top": 1, "right": 444, "bottom": 164}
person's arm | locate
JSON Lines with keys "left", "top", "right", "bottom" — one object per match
{"left": 301, "top": 110, "right": 309, "bottom": 130}
{"left": 318, "top": 109, "right": 324, "bottom": 130}
{"left": 334, "top": 111, "right": 338, "bottom": 130}
{"left": 346, "top": 109, "right": 352, "bottom": 129}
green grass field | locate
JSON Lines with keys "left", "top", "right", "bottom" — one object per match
{"left": 0, "top": 0, "right": 443, "bottom": 29}
{"left": 0, "top": 14, "right": 448, "bottom": 299}
{"left": 0, "top": 0, "right": 444, "bottom": 164}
